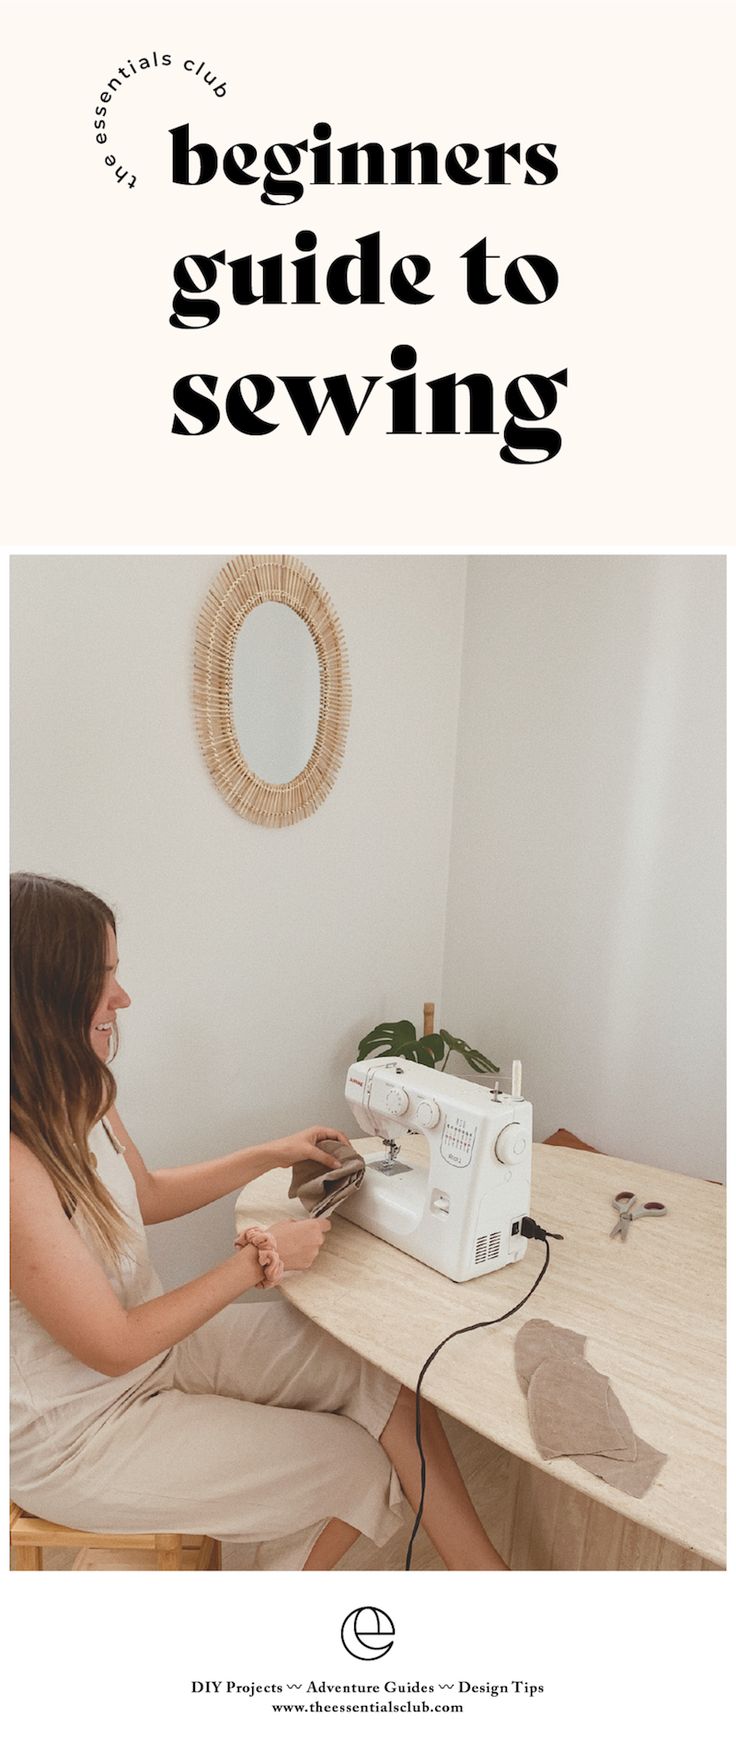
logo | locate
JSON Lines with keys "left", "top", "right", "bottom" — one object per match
{"left": 340, "top": 1606, "right": 395, "bottom": 1661}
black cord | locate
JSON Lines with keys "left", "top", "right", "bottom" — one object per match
{"left": 404, "top": 1219, "right": 563, "bottom": 1571}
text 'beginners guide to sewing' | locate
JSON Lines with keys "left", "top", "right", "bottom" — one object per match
{"left": 167, "top": 122, "right": 568, "bottom": 460}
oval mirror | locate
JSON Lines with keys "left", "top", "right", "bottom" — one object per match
{"left": 193, "top": 556, "right": 350, "bottom": 828}
{"left": 232, "top": 602, "right": 321, "bottom": 784}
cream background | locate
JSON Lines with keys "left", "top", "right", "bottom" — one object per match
{"left": 3, "top": 0, "right": 734, "bottom": 546}
{"left": 4, "top": 0, "right": 733, "bottom": 1735}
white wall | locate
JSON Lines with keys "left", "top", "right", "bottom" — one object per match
{"left": 10, "top": 554, "right": 467, "bottom": 1284}
{"left": 442, "top": 556, "right": 726, "bottom": 1178}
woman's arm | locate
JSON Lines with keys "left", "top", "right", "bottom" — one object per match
{"left": 108, "top": 1105, "right": 350, "bottom": 1225}
{"left": 10, "top": 1135, "right": 264, "bottom": 1376}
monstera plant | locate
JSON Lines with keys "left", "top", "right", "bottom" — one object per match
{"left": 356, "top": 1018, "right": 499, "bottom": 1078}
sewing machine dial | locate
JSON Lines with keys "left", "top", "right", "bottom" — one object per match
{"left": 415, "top": 1098, "right": 441, "bottom": 1129}
{"left": 384, "top": 1085, "right": 410, "bottom": 1117}
{"left": 494, "top": 1123, "right": 528, "bottom": 1165}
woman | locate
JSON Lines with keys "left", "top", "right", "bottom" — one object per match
{"left": 10, "top": 872, "right": 507, "bottom": 1570}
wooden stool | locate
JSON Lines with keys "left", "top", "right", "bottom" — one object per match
{"left": 10, "top": 1502, "right": 222, "bottom": 1571}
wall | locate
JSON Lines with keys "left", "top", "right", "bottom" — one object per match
{"left": 10, "top": 554, "right": 467, "bottom": 1283}
{"left": 442, "top": 555, "right": 726, "bottom": 1178}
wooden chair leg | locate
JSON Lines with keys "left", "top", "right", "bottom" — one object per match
{"left": 155, "top": 1534, "right": 183, "bottom": 1570}
{"left": 14, "top": 1544, "right": 43, "bottom": 1570}
{"left": 10, "top": 1506, "right": 220, "bottom": 1571}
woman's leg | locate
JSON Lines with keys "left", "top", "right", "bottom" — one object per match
{"left": 165, "top": 1307, "right": 502, "bottom": 1570}
{"left": 303, "top": 1518, "right": 361, "bottom": 1570}
{"left": 380, "top": 1386, "right": 508, "bottom": 1570}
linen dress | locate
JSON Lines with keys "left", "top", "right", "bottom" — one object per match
{"left": 10, "top": 1119, "right": 405, "bottom": 1568}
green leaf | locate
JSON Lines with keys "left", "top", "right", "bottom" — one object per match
{"left": 358, "top": 1019, "right": 498, "bottom": 1078}
{"left": 357, "top": 1023, "right": 398, "bottom": 1059}
{"left": 414, "top": 1034, "right": 445, "bottom": 1066}
{"left": 463, "top": 1049, "right": 500, "bottom": 1074}
{"left": 437, "top": 1029, "right": 499, "bottom": 1074}
{"left": 357, "top": 1019, "right": 418, "bottom": 1061}
{"left": 439, "top": 1032, "right": 469, "bottom": 1059}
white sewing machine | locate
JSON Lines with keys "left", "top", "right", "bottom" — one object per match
{"left": 343, "top": 1058, "right": 532, "bottom": 1282}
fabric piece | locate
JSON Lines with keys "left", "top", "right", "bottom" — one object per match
{"left": 11, "top": 1121, "right": 405, "bottom": 1570}
{"left": 515, "top": 1316, "right": 667, "bottom": 1500}
{"left": 515, "top": 1317, "right": 586, "bottom": 1393}
{"left": 527, "top": 1356, "right": 638, "bottom": 1461}
{"left": 289, "top": 1138, "right": 366, "bottom": 1217}
{"left": 573, "top": 1438, "right": 667, "bottom": 1499}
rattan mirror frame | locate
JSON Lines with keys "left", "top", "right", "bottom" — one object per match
{"left": 193, "top": 555, "right": 351, "bottom": 827}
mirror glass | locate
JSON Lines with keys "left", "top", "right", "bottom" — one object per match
{"left": 232, "top": 602, "right": 321, "bottom": 783}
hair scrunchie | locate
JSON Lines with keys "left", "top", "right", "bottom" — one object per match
{"left": 236, "top": 1225, "right": 284, "bottom": 1287}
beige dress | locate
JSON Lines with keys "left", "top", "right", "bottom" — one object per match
{"left": 10, "top": 1119, "right": 405, "bottom": 1568}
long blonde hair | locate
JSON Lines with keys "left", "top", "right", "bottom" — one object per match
{"left": 11, "top": 872, "right": 132, "bottom": 1264}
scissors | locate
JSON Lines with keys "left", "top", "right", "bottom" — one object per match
{"left": 610, "top": 1190, "right": 668, "bottom": 1240}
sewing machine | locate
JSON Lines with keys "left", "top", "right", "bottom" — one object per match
{"left": 343, "top": 1058, "right": 533, "bottom": 1282}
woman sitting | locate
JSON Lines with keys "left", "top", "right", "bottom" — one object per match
{"left": 10, "top": 872, "right": 506, "bottom": 1570}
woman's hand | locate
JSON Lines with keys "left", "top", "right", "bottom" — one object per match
{"left": 272, "top": 1218, "right": 332, "bottom": 1271}
{"left": 236, "top": 1217, "right": 331, "bottom": 1272}
{"left": 265, "top": 1127, "right": 352, "bottom": 1174}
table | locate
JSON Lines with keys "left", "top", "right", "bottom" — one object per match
{"left": 235, "top": 1140, "right": 725, "bottom": 1570}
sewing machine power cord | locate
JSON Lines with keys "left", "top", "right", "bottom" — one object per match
{"left": 404, "top": 1216, "right": 564, "bottom": 1571}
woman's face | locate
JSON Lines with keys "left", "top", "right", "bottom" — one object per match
{"left": 90, "top": 923, "right": 131, "bottom": 1060}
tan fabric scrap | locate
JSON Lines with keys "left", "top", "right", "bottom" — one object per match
{"left": 515, "top": 1317, "right": 586, "bottom": 1393}
{"left": 289, "top": 1139, "right": 366, "bottom": 1216}
{"left": 573, "top": 1438, "right": 667, "bottom": 1499}
{"left": 514, "top": 1316, "right": 667, "bottom": 1501}
{"left": 527, "top": 1355, "right": 638, "bottom": 1462}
